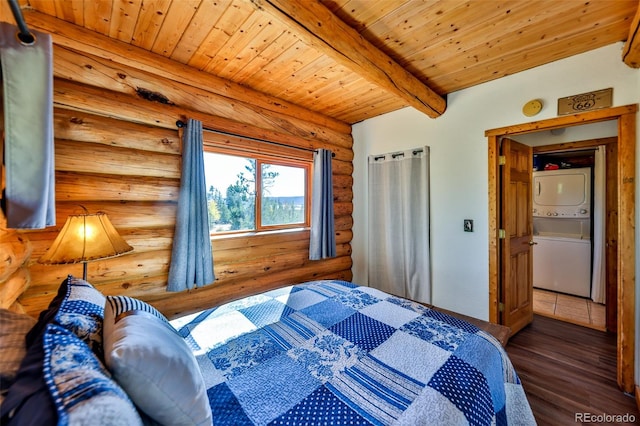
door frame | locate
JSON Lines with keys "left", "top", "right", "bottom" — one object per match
{"left": 486, "top": 104, "right": 637, "bottom": 393}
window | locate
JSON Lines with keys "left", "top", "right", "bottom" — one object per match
{"left": 203, "top": 151, "right": 310, "bottom": 234}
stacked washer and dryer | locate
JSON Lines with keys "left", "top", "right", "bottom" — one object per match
{"left": 532, "top": 168, "right": 592, "bottom": 298}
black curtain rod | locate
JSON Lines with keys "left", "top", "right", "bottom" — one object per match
{"left": 8, "top": 0, "right": 35, "bottom": 45}
{"left": 176, "top": 120, "right": 335, "bottom": 157}
{"left": 374, "top": 148, "right": 424, "bottom": 161}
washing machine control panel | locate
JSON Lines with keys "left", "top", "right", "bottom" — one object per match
{"left": 532, "top": 207, "right": 589, "bottom": 218}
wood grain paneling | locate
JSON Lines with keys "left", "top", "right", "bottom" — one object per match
{"left": 53, "top": 108, "right": 181, "bottom": 154}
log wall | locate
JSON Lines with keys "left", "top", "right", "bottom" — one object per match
{"left": 3, "top": 18, "right": 353, "bottom": 319}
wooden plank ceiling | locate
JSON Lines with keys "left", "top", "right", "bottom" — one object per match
{"left": 5, "top": 0, "right": 640, "bottom": 124}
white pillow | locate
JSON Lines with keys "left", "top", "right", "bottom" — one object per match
{"left": 103, "top": 296, "right": 212, "bottom": 426}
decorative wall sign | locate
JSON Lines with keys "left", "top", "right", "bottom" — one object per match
{"left": 557, "top": 88, "right": 612, "bottom": 115}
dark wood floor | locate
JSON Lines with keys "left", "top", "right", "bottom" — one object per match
{"left": 506, "top": 315, "right": 638, "bottom": 425}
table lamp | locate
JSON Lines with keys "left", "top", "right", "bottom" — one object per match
{"left": 39, "top": 212, "right": 133, "bottom": 280}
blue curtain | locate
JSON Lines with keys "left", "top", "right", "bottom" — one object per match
{"left": 1, "top": 22, "right": 55, "bottom": 229}
{"left": 309, "top": 149, "right": 336, "bottom": 260}
{"left": 168, "top": 119, "right": 214, "bottom": 291}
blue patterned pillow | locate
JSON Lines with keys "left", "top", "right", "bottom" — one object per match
{"left": 54, "top": 276, "right": 106, "bottom": 358}
{"left": 43, "top": 323, "right": 142, "bottom": 426}
{"left": 106, "top": 295, "right": 171, "bottom": 326}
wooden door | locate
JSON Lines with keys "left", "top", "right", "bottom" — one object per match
{"left": 500, "top": 138, "right": 533, "bottom": 335}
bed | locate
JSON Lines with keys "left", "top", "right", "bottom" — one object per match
{"left": 0, "top": 276, "right": 536, "bottom": 425}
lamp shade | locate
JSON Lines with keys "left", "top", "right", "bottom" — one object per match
{"left": 39, "top": 213, "right": 133, "bottom": 265}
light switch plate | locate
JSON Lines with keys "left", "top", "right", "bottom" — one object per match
{"left": 464, "top": 219, "right": 473, "bottom": 232}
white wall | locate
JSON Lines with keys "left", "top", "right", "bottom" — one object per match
{"left": 352, "top": 42, "right": 639, "bottom": 322}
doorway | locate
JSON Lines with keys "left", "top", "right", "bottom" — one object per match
{"left": 529, "top": 138, "right": 617, "bottom": 332}
{"left": 486, "top": 104, "right": 637, "bottom": 393}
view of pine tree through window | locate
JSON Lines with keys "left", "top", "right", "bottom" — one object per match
{"left": 204, "top": 152, "right": 308, "bottom": 233}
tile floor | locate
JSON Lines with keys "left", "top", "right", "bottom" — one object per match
{"left": 532, "top": 288, "right": 606, "bottom": 331}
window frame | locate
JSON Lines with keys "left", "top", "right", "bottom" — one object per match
{"left": 203, "top": 147, "right": 312, "bottom": 236}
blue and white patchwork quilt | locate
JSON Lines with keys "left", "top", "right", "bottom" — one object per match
{"left": 170, "top": 280, "right": 535, "bottom": 425}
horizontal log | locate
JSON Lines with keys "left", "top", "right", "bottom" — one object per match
{"left": 333, "top": 174, "right": 353, "bottom": 193}
{"left": 213, "top": 224, "right": 351, "bottom": 253}
{"left": 27, "top": 227, "right": 174, "bottom": 260}
{"left": 27, "top": 249, "right": 172, "bottom": 290}
{"left": 56, "top": 171, "right": 179, "bottom": 202}
{"left": 333, "top": 187, "right": 353, "bottom": 204}
{"left": 54, "top": 108, "right": 180, "bottom": 155}
{"left": 54, "top": 46, "right": 353, "bottom": 149}
{"left": 203, "top": 131, "right": 353, "bottom": 163}
{"left": 213, "top": 246, "right": 351, "bottom": 283}
{"left": 213, "top": 228, "right": 351, "bottom": 252}
{"left": 0, "top": 229, "right": 33, "bottom": 282}
{"left": 54, "top": 79, "right": 351, "bottom": 159}
{"left": 311, "top": 269, "right": 353, "bottom": 283}
{"left": 214, "top": 233, "right": 351, "bottom": 264}
{"left": 150, "top": 254, "right": 353, "bottom": 319}
{"left": 51, "top": 201, "right": 177, "bottom": 229}
{"left": 333, "top": 202, "right": 353, "bottom": 216}
{"left": 26, "top": 218, "right": 351, "bottom": 290}
{"left": 19, "top": 272, "right": 171, "bottom": 317}
{"left": 67, "top": 200, "right": 178, "bottom": 230}
{"left": 213, "top": 243, "right": 351, "bottom": 282}
{"left": 214, "top": 253, "right": 352, "bottom": 290}
{"left": 56, "top": 139, "right": 180, "bottom": 178}
{"left": 213, "top": 229, "right": 308, "bottom": 251}
{"left": 0, "top": 267, "right": 30, "bottom": 309}
{"left": 335, "top": 215, "right": 353, "bottom": 231}
{"left": 19, "top": 291, "right": 62, "bottom": 317}
{"left": 201, "top": 113, "right": 351, "bottom": 159}
{"left": 26, "top": 230, "right": 74, "bottom": 261}
{"left": 44, "top": 204, "right": 347, "bottom": 236}
{"left": 117, "top": 227, "right": 175, "bottom": 253}
{"left": 25, "top": 10, "right": 352, "bottom": 135}
{"left": 332, "top": 159, "right": 353, "bottom": 176}
{"left": 334, "top": 216, "right": 352, "bottom": 232}
{"left": 77, "top": 260, "right": 351, "bottom": 320}
{"left": 203, "top": 134, "right": 313, "bottom": 162}
{"left": 20, "top": 251, "right": 353, "bottom": 320}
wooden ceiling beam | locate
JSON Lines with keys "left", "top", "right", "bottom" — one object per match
{"left": 622, "top": 3, "right": 640, "bottom": 68}
{"left": 251, "top": 0, "right": 446, "bottom": 118}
